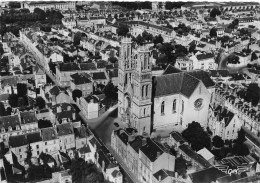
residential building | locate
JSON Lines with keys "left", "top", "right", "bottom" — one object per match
{"left": 208, "top": 104, "right": 242, "bottom": 140}
{"left": 70, "top": 72, "right": 93, "bottom": 96}
{"left": 175, "top": 56, "right": 193, "bottom": 71}
{"left": 138, "top": 138, "right": 175, "bottom": 183}
{"left": 9, "top": 134, "right": 28, "bottom": 164}
{"left": 74, "top": 125, "right": 87, "bottom": 150}
{"left": 56, "top": 123, "right": 75, "bottom": 152}
{"left": 190, "top": 52, "right": 216, "bottom": 70}
{"left": 41, "top": 127, "right": 59, "bottom": 154}
{"left": 19, "top": 111, "right": 38, "bottom": 133}
{"left": 27, "top": 132, "right": 43, "bottom": 158}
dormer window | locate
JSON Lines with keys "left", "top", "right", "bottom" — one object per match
{"left": 8, "top": 126, "right": 12, "bottom": 132}
{"left": 1, "top": 128, "right": 5, "bottom": 133}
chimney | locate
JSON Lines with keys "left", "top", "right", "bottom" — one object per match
{"left": 158, "top": 175, "right": 161, "bottom": 182}
{"left": 72, "top": 112, "right": 76, "bottom": 120}
{"left": 141, "top": 138, "right": 147, "bottom": 146}
{"left": 157, "top": 151, "right": 161, "bottom": 158}
{"left": 67, "top": 105, "right": 71, "bottom": 111}
{"left": 57, "top": 105, "right": 62, "bottom": 113}
{"left": 175, "top": 172, "right": 178, "bottom": 178}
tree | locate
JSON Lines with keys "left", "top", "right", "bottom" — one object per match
{"left": 17, "top": 83, "right": 27, "bottom": 97}
{"left": 159, "top": 43, "right": 175, "bottom": 65}
{"left": 116, "top": 26, "right": 129, "bottom": 37}
{"left": 8, "top": 94, "right": 18, "bottom": 108}
{"left": 237, "top": 128, "right": 246, "bottom": 144}
{"left": 34, "top": 8, "right": 46, "bottom": 20}
{"left": 153, "top": 34, "right": 164, "bottom": 45}
{"left": 114, "top": 14, "right": 118, "bottom": 19}
{"left": 0, "top": 102, "right": 6, "bottom": 116}
{"left": 212, "top": 135, "right": 224, "bottom": 148}
{"left": 228, "top": 19, "right": 239, "bottom": 29}
{"left": 73, "top": 32, "right": 82, "bottom": 46}
{"left": 135, "top": 34, "right": 145, "bottom": 45}
{"left": 108, "top": 57, "right": 118, "bottom": 63}
{"left": 233, "top": 129, "right": 249, "bottom": 156}
{"left": 245, "top": 83, "right": 260, "bottom": 106}
{"left": 251, "top": 52, "right": 258, "bottom": 61}
{"left": 103, "top": 81, "right": 117, "bottom": 99}
{"left": 182, "top": 121, "right": 211, "bottom": 151}
{"left": 210, "top": 28, "right": 217, "bottom": 37}
{"left": 189, "top": 43, "right": 196, "bottom": 53}
{"left": 35, "top": 97, "right": 46, "bottom": 109}
{"left": 72, "top": 89, "right": 82, "bottom": 102}
{"left": 210, "top": 8, "right": 221, "bottom": 18}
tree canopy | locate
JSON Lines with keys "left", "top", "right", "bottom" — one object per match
{"left": 232, "top": 129, "right": 250, "bottom": 156}
{"left": 153, "top": 34, "right": 164, "bottom": 45}
{"left": 72, "top": 89, "right": 83, "bottom": 102}
{"left": 182, "top": 121, "right": 211, "bottom": 151}
{"left": 73, "top": 32, "right": 82, "bottom": 46}
{"left": 116, "top": 26, "right": 129, "bottom": 37}
{"left": 251, "top": 52, "right": 258, "bottom": 61}
{"left": 210, "top": 28, "right": 217, "bottom": 37}
{"left": 17, "top": 83, "right": 28, "bottom": 97}
{"left": 8, "top": 94, "right": 19, "bottom": 108}
{"left": 35, "top": 97, "right": 46, "bottom": 109}
{"left": 228, "top": 19, "right": 239, "bottom": 29}
{"left": 210, "top": 8, "right": 221, "bottom": 18}
{"left": 212, "top": 135, "right": 224, "bottom": 148}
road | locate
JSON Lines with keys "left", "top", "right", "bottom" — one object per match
{"left": 218, "top": 52, "right": 249, "bottom": 74}
{"left": 21, "top": 41, "right": 138, "bottom": 182}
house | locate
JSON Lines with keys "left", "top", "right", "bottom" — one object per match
{"left": 51, "top": 170, "right": 72, "bottom": 183}
{"left": 152, "top": 169, "right": 177, "bottom": 183}
{"left": 78, "top": 145, "right": 92, "bottom": 163}
{"left": 27, "top": 132, "right": 43, "bottom": 158}
{"left": 178, "top": 144, "right": 212, "bottom": 172}
{"left": 56, "top": 123, "right": 75, "bottom": 152}
{"left": 19, "top": 111, "right": 38, "bottom": 133}
{"left": 190, "top": 52, "right": 216, "bottom": 70}
{"left": 70, "top": 72, "right": 93, "bottom": 97}
{"left": 34, "top": 66, "right": 46, "bottom": 88}
{"left": 175, "top": 56, "right": 193, "bottom": 71}
{"left": 208, "top": 105, "right": 242, "bottom": 140}
{"left": 74, "top": 125, "right": 88, "bottom": 150}
{"left": 9, "top": 134, "right": 28, "bottom": 164}
{"left": 77, "top": 95, "right": 103, "bottom": 119}
{"left": 92, "top": 71, "right": 109, "bottom": 85}
{"left": 41, "top": 127, "right": 59, "bottom": 154}
{"left": 95, "top": 148, "right": 123, "bottom": 183}
{"left": 138, "top": 138, "right": 175, "bottom": 183}
{"left": 197, "top": 147, "right": 214, "bottom": 165}
{"left": 0, "top": 115, "right": 21, "bottom": 146}
{"left": 208, "top": 70, "right": 231, "bottom": 83}
{"left": 49, "top": 52, "right": 64, "bottom": 63}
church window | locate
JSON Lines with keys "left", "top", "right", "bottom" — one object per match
{"left": 143, "top": 126, "right": 145, "bottom": 132}
{"left": 146, "top": 85, "right": 149, "bottom": 97}
{"left": 180, "top": 117, "right": 182, "bottom": 125}
{"left": 144, "top": 108, "right": 146, "bottom": 116}
{"left": 181, "top": 100, "right": 184, "bottom": 114}
{"left": 173, "top": 99, "right": 176, "bottom": 113}
{"left": 142, "top": 86, "right": 145, "bottom": 98}
{"left": 161, "top": 101, "right": 165, "bottom": 115}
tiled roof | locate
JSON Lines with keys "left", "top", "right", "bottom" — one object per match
{"left": 1, "top": 77, "right": 18, "bottom": 87}
{"left": 153, "top": 72, "right": 200, "bottom": 98}
{"left": 188, "top": 70, "right": 215, "bottom": 88}
{"left": 41, "top": 127, "right": 58, "bottom": 141}
{"left": 74, "top": 126, "right": 87, "bottom": 138}
{"left": 153, "top": 169, "right": 175, "bottom": 181}
{"left": 115, "top": 129, "right": 129, "bottom": 145}
{"left": 27, "top": 132, "right": 42, "bottom": 144}
{"left": 214, "top": 105, "right": 235, "bottom": 127}
{"left": 179, "top": 144, "right": 212, "bottom": 168}
{"left": 49, "top": 86, "right": 65, "bottom": 96}
{"left": 92, "top": 72, "right": 107, "bottom": 80}
{"left": 59, "top": 63, "right": 80, "bottom": 71}
{"left": 20, "top": 111, "right": 37, "bottom": 124}
{"left": 0, "top": 93, "right": 9, "bottom": 101}
{"left": 140, "top": 138, "right": 164, "bottom": 162}
{"left": 9, "top": 134, "right": 27, "bottom": 148}
{"left": 128, "top": 136, "right": 144, "bottom": 153}
{"left": 196, "top": 53, "right": 214, "bottom": 61}
{"left": 0, "top": 115, "right": 20, "bottom": 130}
{"left": 79, "top": 63, "right": 97, "bottom": 71}
{"left": 56, "top": 123, "right": 74, "bottom": 136}
{"left": 208, "top": 70, "right": 230, "bottom": 78}
{"left": 189, "top": 167, "right": 226, "bottom": 183}
{"left": 170, "top": 131, "right": 187, "bottom": 143}
{"left": 71, "top": 73, "right": 92, "bottom": 85}
{"left": 163, "top": 64, "right": 182, "bottom": 75}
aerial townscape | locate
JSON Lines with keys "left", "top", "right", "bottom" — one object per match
{"left": 1, "top": 1, "right": 260, "bottom": 183}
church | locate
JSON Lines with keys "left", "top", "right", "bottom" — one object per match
{"left": 118, "top": 38, "right": 215, "bottom": 135}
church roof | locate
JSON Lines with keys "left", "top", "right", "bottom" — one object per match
{"left": 153, "top": 72, "right": 200, "bottom": 98}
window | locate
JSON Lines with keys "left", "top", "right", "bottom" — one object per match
{"left": 181, "top": 100, "right": 184, "bottom": 114}
{"left": 173, "top": 99, "right": 176, "bottom": 112}
{"left": 161, "top": 101, "right": 165, "bottom": 115}
{"left": 36, "top": 145, "right": 39, "bottom": 149}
